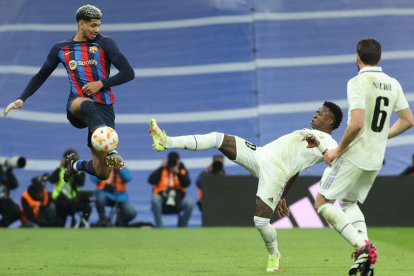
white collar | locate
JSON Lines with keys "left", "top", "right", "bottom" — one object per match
{"left": 358, "top": 66, "right": 383, "bottom": 74}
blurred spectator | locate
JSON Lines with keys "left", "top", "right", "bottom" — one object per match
{"left": 21, "top": 175, "right": 57, "bottom": 227}
{"left": 400, "top": 153, "right": 414, "bottom": 176}
{"left": 196, "top": 155, "right": 226, "bottom": 211}
{"left": 48, "top": 149, "right": 91, "bottom": 227}
{"left": 0, "top": 162, "right": 21, "bottom": 227}
{"left": 148, "top": 151, "right": 193, "bottom": 228}
{"left": 90, "top": 167, "right": 137, "bottom": 227}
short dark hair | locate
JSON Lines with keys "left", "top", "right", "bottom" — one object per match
{"left": 357, "top": 38, "right": 381, "bottom": 65}
{"left": 323, "top": 101, "right": 343, "bottom": 130}
{"left": 76, "top": 5, "right": 102, "bottom": 22}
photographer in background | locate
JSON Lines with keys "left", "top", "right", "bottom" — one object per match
{"left": 0, "top": 156, "right": 26, "bottom": 227}
{"left": 196, "top": 155, "right": 226, "bottom": 212}
{"left": 90, "top": 166, "right": 136, "bottom": 227}
{"left": 48, "top": 149, "right": 91, "bottom": 227}
{"left": 21, "top": 174, "right": 57, "bottom": 227}
{"left": 148, "top": 151, "right": 193, "bottom": 228}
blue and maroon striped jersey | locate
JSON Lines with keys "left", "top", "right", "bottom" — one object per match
{"left": 18, "top": 34, "right": 134, "bottom": 105}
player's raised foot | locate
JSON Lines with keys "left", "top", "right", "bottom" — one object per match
{"left": 64, "top": 152, "right": 80, "bottom": 182}
{"left": 348, "top": 241, "right": 377, "bottom": 276}
{"left": 149, "top": 118, "right": 167, "bottom": 152}
{"left": 266, "top": 254, "right": 281, "bottom": 272}
{"left": 104, "top": 150, "right": 125, "bottom": 169}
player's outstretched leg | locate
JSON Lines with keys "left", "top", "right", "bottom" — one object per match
{"left": 64, "top": 152, "right": 80, "bottom": 182}
{"left": 104, "top": 150, "right": 125, "bottom": 169}
{"left": 348, "top": 240, "right": 377, "bottom": 276}
{"left": 149, "top": 118, "right": 224, "bottom": 152}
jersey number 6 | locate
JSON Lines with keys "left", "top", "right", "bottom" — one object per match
{"left": 371, "top": 96, "right": 389, "bottom": 132}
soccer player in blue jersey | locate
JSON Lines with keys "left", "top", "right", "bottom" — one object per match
{"left": 3, "top": 5, "right": 135, "bottom": 181}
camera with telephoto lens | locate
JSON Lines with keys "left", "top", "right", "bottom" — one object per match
{"left": 0, "top": 156, "right": 26, "bottom": 169}
{"left": 0, "top": 156, "right": 25, "bottom": 200}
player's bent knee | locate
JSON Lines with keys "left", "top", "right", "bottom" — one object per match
{"left": 253, "top": 216, "right": 270, "bottom": 229}
{"left": 339, "top": 200, "right": 356, "bottom": 211}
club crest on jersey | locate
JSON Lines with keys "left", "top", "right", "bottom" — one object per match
{"left": 69, "top": 60, "right": 77, "bottom": 70}
{"left": 89, "top": 46, "right": 98, "bottom": 54}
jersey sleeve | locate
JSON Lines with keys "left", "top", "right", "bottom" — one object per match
{"left": 393, "top": 80, "right": 410, "bottom": 112}
{"left": 296, "top": 129, "right": 337, "bottom": 153}
{"left": 347, "top": 77, "right": 365, "bottom": 111}
{"left": 18, "top": 45, "right": 61, "bottom": 102}
{"left": 100, "top": 37, "right": 135, "bottom": 88}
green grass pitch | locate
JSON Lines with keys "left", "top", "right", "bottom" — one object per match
{"left": 1, "top": 227, "right": 413, "bottom": 275}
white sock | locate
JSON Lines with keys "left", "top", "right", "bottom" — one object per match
{"left": 317, "top": 203, "right": 365, "bottom": 248}
{"left": 165, "top": 132, "right": 224, "bottom": 151}
{"left": 340, "top": 201, "right": 368, "bottom": 241}
{"left": 254, "top": 216, "right": 278, "bottom": 256}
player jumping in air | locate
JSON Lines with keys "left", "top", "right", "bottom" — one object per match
{"left": 3, "top": 5, "right": 135, "bottom": 181}
{"left": 149, "top": 101, "right": 343, "bottom": 272}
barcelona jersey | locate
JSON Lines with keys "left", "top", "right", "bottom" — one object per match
{"left": 18, "top": 34, "right": 134, "bottom": 105}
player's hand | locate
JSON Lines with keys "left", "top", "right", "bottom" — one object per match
{"left": 323, "top": 148, "right": 339, "bottom": 166}
{"left": 82, "top": 81, "right": 103, "bottom": 96}
{"left": 303, "top": 134, "right": 320, "bottom": 148}
{"left": 276, "top": 198, "right": 290, "bottom": 218}
{"left": 3, "top": 99, "right": 23, "bottom": 117}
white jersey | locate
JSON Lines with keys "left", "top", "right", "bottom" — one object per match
{"left": 262, "top": 128, "right": 337, "bottom": 178}
{"left": 343, "top": 66, "right": 410, "bottom": 170}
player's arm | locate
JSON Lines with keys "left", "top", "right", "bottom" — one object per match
{"left": 276, "top": 173, "right": 298, "bottom": 218}
{"left": 324, "top": 108, "right": 364, "bottom": 165}
{"left": 337, "top": 108, "right": 364, "bottom": 154}
{"left": 3, "top": 46, "right": 60, "bottom": 117}
{"left": 324, "top": 79, "right": 364, "bottom": 165}
{"left": 388, "top": 107, "right": 414, "bottom": 139}
{"left": 82, "top": 38, "right": 134, "bottom": 95}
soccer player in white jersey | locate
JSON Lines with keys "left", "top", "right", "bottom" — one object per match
{"left": 313, "top": 38, "right": 414, "bottom": 276}
{"left": 149, "top": 101, "right": 343, "bottom": 272}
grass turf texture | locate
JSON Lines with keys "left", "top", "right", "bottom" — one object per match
{"left": 0, "top": 227, "right": 413, "bottom": 275}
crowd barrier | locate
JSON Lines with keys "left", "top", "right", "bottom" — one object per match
{"left": 201, "top": 175, "right": 414, "bottom": 227}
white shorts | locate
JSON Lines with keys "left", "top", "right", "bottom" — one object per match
{"left": 319, "top": 157, "right": 379, "bottom": 203}
{"left": 233, "top": 136, "right": 287, "bottom": 210}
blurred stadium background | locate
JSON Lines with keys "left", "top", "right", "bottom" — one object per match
{"left": 1, "top": 0, "right": 414, "bottom": 227}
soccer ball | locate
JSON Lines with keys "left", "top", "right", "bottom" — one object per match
{"left": 91, "top": 126, "right": 119, "bottom": 152}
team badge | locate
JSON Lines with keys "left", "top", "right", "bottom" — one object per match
{"left": 69, "top": 60, "right": 77, "bottom": 70}
{"left": 89, "top": 46, "right": 98, "bottom": 54}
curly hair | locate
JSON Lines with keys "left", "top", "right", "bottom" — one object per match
{"left": 76, "top": 5, "right": 102, "bottom": 22}
{"left": 323, "top": 101, "right": 343, "bottom": 130}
